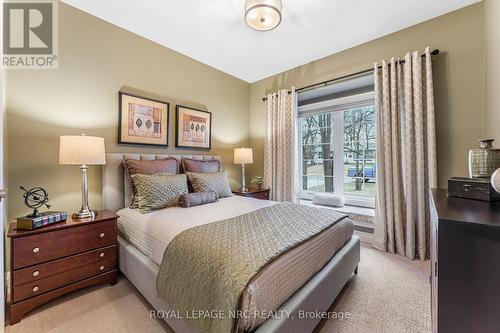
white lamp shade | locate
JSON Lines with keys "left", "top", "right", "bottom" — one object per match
{"left": 59, "top": 135, "right": 106, "bottom": 165}
{"left": 234, "top": 148, "right": 253, "bottom": 164}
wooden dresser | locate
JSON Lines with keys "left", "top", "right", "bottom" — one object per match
{"left": 8, "top": 210, "right": 118, "bottom": 324}
{"left": 430, "top": 189, "right": 500, "bottom": 333}
{"left": 232, "top": 188, "right": 270, "bottom": 200}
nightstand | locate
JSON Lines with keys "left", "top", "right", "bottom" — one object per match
{"left": 232, "top": 188, "right": 270, "bottom": 200}
{"left": 7, "top": 210, "right": 118, "bottom": 325}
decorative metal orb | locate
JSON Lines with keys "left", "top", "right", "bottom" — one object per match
{"left": 20, "top": 186, "right": 51, "bottom": 218}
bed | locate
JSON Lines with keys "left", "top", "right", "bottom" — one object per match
{"left": 102, "top": 153, "right": 360, "bottom": 333}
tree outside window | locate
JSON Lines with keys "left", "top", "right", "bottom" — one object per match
{"left": 300, "top": 104, "right": 376, "bottom": 199}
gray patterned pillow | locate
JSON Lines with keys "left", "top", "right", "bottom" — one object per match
{"left": 186, "top": 171, "right": 233, "bottom": 198}
{"left": 131, "top": 173, "right": 188, "bottom": 213}
{"left": 122, "top": 158, "right": 179, "bottom": 209}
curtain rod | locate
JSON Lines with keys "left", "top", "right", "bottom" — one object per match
{"left": 262, "top": 49, "right": 440, "bottom": 101}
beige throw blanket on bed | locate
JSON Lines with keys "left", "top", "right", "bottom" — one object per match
{"left": 156, "top": 203, "right": 346, "bottom": 333}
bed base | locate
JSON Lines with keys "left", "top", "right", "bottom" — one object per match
{"left": 118, "top": 235, "right": 360, "bottom": 333}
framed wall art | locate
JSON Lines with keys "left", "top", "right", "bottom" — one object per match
{"left": 118, "top": 92, "right": 169, "bottom": 147}
{"left": 175, "top": 105, "right": 212, "bottom": 149}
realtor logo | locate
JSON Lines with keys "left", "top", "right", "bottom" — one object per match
{"left": 2, "top": 0, "right": 58, "bottom": 68}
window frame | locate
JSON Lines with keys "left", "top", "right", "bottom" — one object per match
{"left": 297, "top": 91, "right": 376, "bottom": 208}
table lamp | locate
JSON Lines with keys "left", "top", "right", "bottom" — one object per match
{"left": 59, "top": 135, "right": 106, "bottom": 219}
{"left": 234, "top": 148, "right": 253, "bottom": 192}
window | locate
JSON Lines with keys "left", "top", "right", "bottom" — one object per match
{"left": 298, "top": 92, "right": 376, "bottom": 208}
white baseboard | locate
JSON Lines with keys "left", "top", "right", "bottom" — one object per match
{"left": 5, "top": 271, "right": 10, "bottom": 304}
{"left": 354, "top": 230, "right": 373, "bottom": 245}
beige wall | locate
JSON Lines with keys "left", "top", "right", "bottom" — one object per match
{"left": 6, "top": 2, "right": 496, "bottom": 218}
{"left": 5, "top": 3, "right": 251, "bottom": 222}
{"left": 485, "top": 0, "right": 500, "bottom": 142}
{"left": 249, "top": 3, "right": 485, "bottom": 189}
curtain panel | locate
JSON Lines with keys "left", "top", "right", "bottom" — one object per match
{"left": 373, "top": 47, "right": 437, "bottom": 260}
{"left": 264, "top": 88, "right": 298, "bottom": 202}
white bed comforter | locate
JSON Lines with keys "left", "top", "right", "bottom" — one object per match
{"left": 117, "top": 195, "right": 275, "bottom": 265}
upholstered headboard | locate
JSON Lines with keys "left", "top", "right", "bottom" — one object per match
{"left": 102, "top": 153, "right": 222, "bottom": 212}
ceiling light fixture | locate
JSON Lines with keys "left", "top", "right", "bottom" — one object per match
{"left": 245, "top": 0, "right": 282, "bottom": 31}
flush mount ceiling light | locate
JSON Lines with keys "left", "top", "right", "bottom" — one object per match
{"left": 245, "top": 0, "right": 282, "bottom": 31}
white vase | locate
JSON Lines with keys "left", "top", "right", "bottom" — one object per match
{"left": 492, "top": 168, "right": 500, "bottom": 194}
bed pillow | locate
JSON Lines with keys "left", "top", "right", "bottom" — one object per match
{"left": 186, "top": 171, "right": 233, "bottom": 198}
{"left": 182, "top": 158, "right": 221, "bottom": 173}
{"left": 179, "top": 191, "right": 218, "bottom": 208}
{"left": 131, "top": 173, "right": 188, "bottom": 213}
{"left": 123, "top": 158, "right": 179, "bottom": 208}
{"left": 182, "top": 158, "right": 221, "bottom": 192}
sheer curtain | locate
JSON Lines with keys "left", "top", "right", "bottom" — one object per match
{"left": 373, "top": 47, "right": 437, "bottom": 260}
{"left": 263, "top": 88, "right": 298, "bottom": 202}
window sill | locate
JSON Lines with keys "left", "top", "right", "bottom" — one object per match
{"left": 300, "top": 199, "right": 373, "bottom": 215}
{"left": 300, "top": 200, "right": 375, "bottom": 244}
{"left": 300, "top": 199, "right": 374, "bottom": 228}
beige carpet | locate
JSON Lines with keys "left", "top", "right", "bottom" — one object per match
{"left": 6, "top": 244, "right": 430, "bottom": 333}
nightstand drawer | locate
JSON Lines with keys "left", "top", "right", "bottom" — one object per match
{"left": 13, "top": 245, "right": 117, "bottom": 286}
{"left": 250, "top": 191, "right": 269, "bottom": 200}
{"left": 12, "top": 257, "right": 116, "bottom": 303}
{"left": 12, "top": 220, "right": 117, "bottom": 269}
{"left": 232, "top": 188, "right": 270, "bottom": 200}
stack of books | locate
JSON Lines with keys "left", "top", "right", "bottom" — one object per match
{"left": 16, "top": 211, "right": 67, "bottom": 230}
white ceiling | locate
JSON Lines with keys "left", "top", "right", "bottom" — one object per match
{"left": 61, "top": 0, "right": 479, "bottom": 83}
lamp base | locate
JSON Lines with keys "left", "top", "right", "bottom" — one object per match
{"left": 72, "top": 209, "right": 97, "bottom": 220}
{"left": 73, "top": 164, "right": 97, "bottom": 220}
{"left": 241, "top": 187, "right": 248, "bottom": 193}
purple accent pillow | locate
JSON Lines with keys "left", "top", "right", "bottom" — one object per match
{"left": 123, "top": 158, "right": 179, "bottom": 208}
{"left": 182, "top": 158, "right": 221, "bottom": 173}
{"left": 179, "top": 191, "right": 218, "bottom": 208}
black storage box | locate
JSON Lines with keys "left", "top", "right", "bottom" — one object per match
{"left": 448, "top": 177, "right": 500, "bottom": 201}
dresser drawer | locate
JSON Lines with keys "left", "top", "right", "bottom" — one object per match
{"left": 12, "top": 220, "right": 117, "bottom": 269}
{"left": 12, "top": 257, "right": 116, "bottom": 303}
{"left": 13, "top": 245, "right": 116, "bottom": 286}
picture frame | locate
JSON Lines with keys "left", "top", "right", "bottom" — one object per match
{"left": 175, "top": 105, "right": 212, "bottom": 150}
{"left": 118, "top": 92, "right": 169, "bottom": 147}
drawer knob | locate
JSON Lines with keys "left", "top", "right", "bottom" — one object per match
{"left": 99, "top": 265, "right": 105, "bottom": 271}
{"left": 32, "top": 286, "right": 39, "bottom": 293}
{"left": 32, "top": 247, "right": 40, "bottom": 253}
{"left": 99, "top": 233, "right": 105, "bottom": 238}
{"left": 99, "top": 252, "right": 105, "bottom": 258}
{"left": 32, "top": 270, "right": 40, "bottom": 277}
